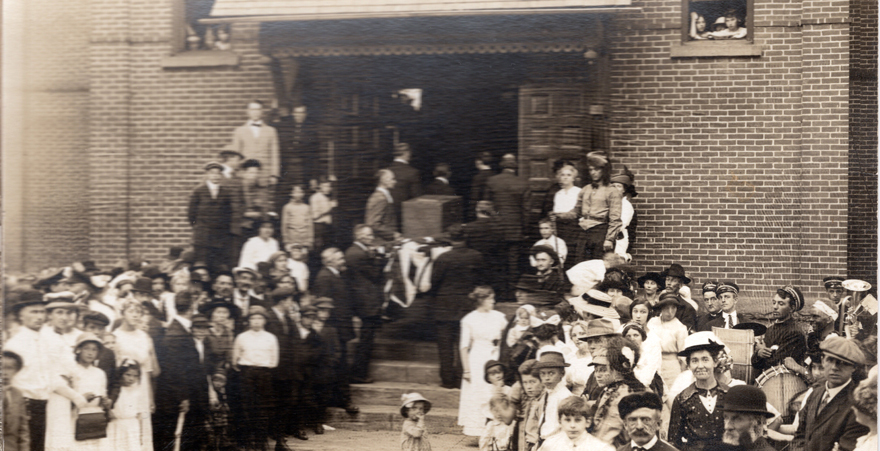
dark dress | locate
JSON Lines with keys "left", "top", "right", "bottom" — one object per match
{"left": 668, "top": 382, "right": 729, "bottom": 451}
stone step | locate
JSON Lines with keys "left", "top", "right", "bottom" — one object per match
{"left": 325, "top": 405, "right": 461, "bottom": 434}
{"left": 370, "top": 359, "right": 441, "bottom": 385}
{"left": 351, "top": 381, "right": 461, "bottom": 409}
{"left": 347, "top": 337, "right": 439, "bottom": 362}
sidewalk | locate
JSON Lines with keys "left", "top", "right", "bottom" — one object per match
{"left": 277, "top": 429, "right": 478, "bottom": 451}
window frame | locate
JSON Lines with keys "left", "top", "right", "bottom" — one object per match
{"left": 671, "top": 0, "right": 762, "bottom": 58}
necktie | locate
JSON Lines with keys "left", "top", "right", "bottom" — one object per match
{"left": 818, "top": 391, "right": 832, "bottom": 414}
{"left": 724, "top": 313, "right": 731, "bottom": 328}
{"left": 537, "top": 392, "right": 549, "bottom": 437}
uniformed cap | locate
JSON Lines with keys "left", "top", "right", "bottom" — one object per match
{"left": 204, "top": 161, "right": 224, "bottom": 172}
{"left": 715, "top": 281, "right": 739, "bottom": 296}
{"left": 823, "top": 276, "right": 845, "bottom": 289}
{"left": 702, "top": 281, "right": 719, "bottom": 294}
{"left": 820, "top": 336, "right": 867, "bottom": 366}
{"left": 82, "top": 311, "right": 111, "bottom": 327}
{"left": 777, "top": 285, "right": 805, "bottom": 312}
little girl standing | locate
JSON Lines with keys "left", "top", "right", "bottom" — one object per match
{"left": 400, "top": 393, "right": 432, "bottom": 451}
{"left": 107, "top": 360, "right": 146, "bottom": 450}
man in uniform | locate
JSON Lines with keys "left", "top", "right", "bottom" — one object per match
{"left": 752, "top": 285, "right": 807, "bottom": 372}
{"left": 695, "top": 281, "right": 724, "bottom": 332}
{"left": 716, "top": 281, "right": 741, "bottom": 329}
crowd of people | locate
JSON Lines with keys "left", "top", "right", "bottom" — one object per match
{"left": 4, "top": 100, "right": 878, "bottom": 451}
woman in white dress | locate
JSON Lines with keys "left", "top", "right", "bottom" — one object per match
{"left": 458, "top": 286, "right": 509, "bottom": 436}
{"left": 646, "top": 293, "right": 687, "bottom": 389}
{"left": 565, "top": 321, "right": 593, "bottom": 396}
{"left": 546, "top": 162, "right": 581, "bottom": 268}
{"left": 112, "top": 300, "right": 159, "bottom": 451}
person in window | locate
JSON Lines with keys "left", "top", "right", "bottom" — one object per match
{"left": 689, "top": 12, "right": 712, "bottom": 40}
{"left": 709, "top": 10, "right": 748, "bottom": 40}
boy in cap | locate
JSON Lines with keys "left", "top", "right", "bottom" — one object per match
{"left": 718, "top": 385, "right": 775, "bottom": 451}
{"left": 752, "top": 285, "right": 807, "bottom": 371}
{"left": 534, "top": 351, "right": 573, "bottom": 444}
{"left": 81, "top": 311, "right": 117, "bottom": 381}
{"left": 618, "top": 391, "right": 678, "bottom": 451}
{"left": 188, "top": 161, "right": 239, "bottom": 273}
{"left": 794, "top": 336, "right": 868, "bottom": 451}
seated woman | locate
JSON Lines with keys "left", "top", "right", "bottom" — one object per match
{"left": 589, "top": 336, "right": 647, "bottom": 447}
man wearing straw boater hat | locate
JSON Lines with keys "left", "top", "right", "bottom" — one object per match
{"left": 752, "top": 285, "right": 807, "bottom": 372}
{"left": 718, "top": 385, "right": 776, "bottom": 451}
{"left": 794, "top": 336, "right": 868, "bottom": 451}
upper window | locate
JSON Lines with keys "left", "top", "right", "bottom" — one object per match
{"left": 683, "top": 0, "right": 753, "bottom": 43}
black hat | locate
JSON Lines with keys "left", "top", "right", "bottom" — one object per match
{"left": 483, "top": 360, "right": 507, "bottom": 383}
{"left": 34, "top": 268, "right": 72, "bottom": 290}
{"left": 715, "top": 281, "right": 740, "bottom": 296}
{"left": 659, "top": 264, "right": 691, "bottom": 285}
{"left": 533, "top": 351, "right": 570, "bottom": 369}
{"left": 530, "top": 245, "right": 560, "bottom": 267}
{"left": 719, "top": 385, "right": 774, "bottom": 417}
{"left": 198, "top": 300, "right": 241, "bottom": 319}
{"left": 82, "top": 311, "right": 111, "bottom": 327}
{"left": 7, "top": 290, "right": 45, "bottom": 314}
{"left": 130, "top": 277, "right": 154, "bottom": 295}
{"left": 618, "top": 391, "right": 663, "bottom": 419}
{"left": 733, "top": 322, "right": 767, "bottom": 336}
{"left": 637, "top": 272, "right": 665, "bottom": 289}
{"left": 655, "top": 292, "right": 682, "bottom": 310}
{"left": 167, "top": 246, "right": 185, "bottom": 259}
{"left": 270, "top": 286, "right": 296, "bottom": 303}
{"left": 823, "top": 276, "right": 845, "bottom": 289}
{"left": 191, "top": 314, "right": 211, "bottom": 329}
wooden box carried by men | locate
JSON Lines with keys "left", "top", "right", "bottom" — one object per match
{"left": 402, "top": 195, "right": 462, "bottom": 238}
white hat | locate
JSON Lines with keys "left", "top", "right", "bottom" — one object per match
{"left": 400, "top": 392, "right": 432, "bottom": 418}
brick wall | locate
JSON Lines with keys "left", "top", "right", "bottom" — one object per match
{"left": 15, "top": 0, "right": 91, "bottom": 271}
{"left": 847, "top": 0, "right": 878, "bottom": 289}
{"left": 607, "top": 0, "right": 851, "bottom": 311}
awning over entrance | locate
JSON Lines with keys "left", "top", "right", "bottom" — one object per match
{"left": 205, "top": 0, "right": 634, "bottom": 23}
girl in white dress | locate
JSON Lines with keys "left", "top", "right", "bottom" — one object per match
{"left": 112, "top": 300, "right": 158, "bottom": 451}
{"left": 458, "top": 286, "right": 509, "bottom": 436}
{"left": 70, "top": 334, "right": 109, "bottom": 451}
{"left": 107, "top": 360, "right": 145, "bottom": 451}
{"left": 565, "top": 321, "right": 593, "bottom": 396}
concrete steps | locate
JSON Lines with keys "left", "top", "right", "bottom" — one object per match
{"left": 370, "top": 359, "right": 442, "bottom": 385}
{"left": 326, "top": 405, "right": 461, "bottom": 433}
{"left": 351, "top": 381, "right": 460, "bottom": 409}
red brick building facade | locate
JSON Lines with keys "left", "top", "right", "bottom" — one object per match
{"left": 5, "top": 0, "right": 876, "bottom": 309}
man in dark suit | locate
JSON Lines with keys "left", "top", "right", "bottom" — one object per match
{"left": 154, "top": 292, "right": 214, "bottom": 451}
{"left": 428, "top": 225, "right": 486, "bottom": 389}
{"left": 288, "top": 305, "right": 320, "bottom": 440}
{"left": 188, "top": 161, "right": 241, "bottom": 273}
{"left": 264, "top": 286, "right": 297, "bottom": 450}
{"left": 312, "top": 298, "right": 358, "bottom": 416}
{"left": 484, "top": 154, "right": 531, "bottom": 300}
{"left": 795, "top": 336, "right": 869, "bottom": 451}
{"left": 345, "top": 225, "right": 387, "bottom": 384}
{"left": 618, "top": 391, "right": 680, "bottom": 451}
{"left": 424, "top": 163, "right": 456, "bottom": 196}
{"left": 695, "top": 281, "right": 725, "bottom": 332}
{"left": 468, "top": 151, "right": 495, "bottom": 221}
{"left": 365, "top": 169, "right": 401, "bottom": 242}
{"left": 464, "top": 200, "right": 504, "bottom": 295}
{"left": 387, "top": 142, "right": 422, "bottom": 222}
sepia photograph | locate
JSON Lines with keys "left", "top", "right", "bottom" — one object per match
{"left": 2, "top": 0, "right": 877, "bottom": 450}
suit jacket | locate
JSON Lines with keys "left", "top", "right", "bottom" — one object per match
{"left": 470, "top": 168, "right": 495, "bottom": 211}
{"left": 485, "top": 170, "right": 531, "bottom": 241}
{"left": 265, "top": 306, "right": 296, "bottom": 380}
{"left": 289, "top": 326, "right": 318, "bottom": 382}
{"left": 155, "top": 320, "right": 213, "bottom": 417}
{"left": 796, "top": 381, "right": 869, "bottom": 451}
{"left": 345, "top": 243, "right": 386, "bottom": 318}
{"left": 313, "top": 267, "right": 355, "bottom": 343}
{"left": 694, "top": 312, "right": 725, "bottom": 332}
{"left": 616, "top": 438, "right": 680, "bottom": 451}
{"left": 428, "top": 244, "right": 486, "bottom": 322}
{"left": 96, "top": 347, "right": 117, "bottom": 384}
{"left": 187, "top": 182, "right": 240, "bottom": 246}
{"left": 313, "top": 323, "right": 343, "bottom": 381}
{"left": 232, "top": 122, "right": 281, "bottom": 178}
{"left": 3, "top": 386, "right": 29, "bottom": 451}
{"left": 424, "top": 179, "right": 456, "bottom": 196}
{"left": 388, "top": 160, "right": 422, "bottom": 204}
{"left": 464, "top": 217, "right": 504, "bottom": 260}
{"left": 365, "top": 190, "right": 398, "bottom": 241}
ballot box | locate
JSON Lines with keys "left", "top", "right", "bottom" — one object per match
{"left": 402, "top": 195, "right": 462, "bottom": 238}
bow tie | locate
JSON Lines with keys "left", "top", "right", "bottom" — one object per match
{"left": 633, "top": 447, "right": 649, "bottom": 451}
{"left": 250, "top": 122, "right": 263, "bottom": 127}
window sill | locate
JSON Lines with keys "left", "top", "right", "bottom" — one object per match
{"left": 161, "top": 50, "right": 240, "bottom": 68}
{"left": 670, "top": 42, "right": 763, "bottom": 58}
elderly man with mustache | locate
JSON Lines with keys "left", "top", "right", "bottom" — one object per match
{"left": 618, "top": 391, "right": 679, "bottom": 451}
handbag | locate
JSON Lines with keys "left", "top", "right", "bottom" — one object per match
{"left": 75, "top": 411, "right": 108, "bottom": 441}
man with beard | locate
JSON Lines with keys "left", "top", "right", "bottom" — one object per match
{"left": 695, "top": 281, "right": 724, "bottom": 332}
{"left": 618, "top": 391, "right": 679, "bottom": 451}
{"left": 211, "top": 271, "right": 236, "bottom": 302}
{"left": 718, "top": 385, "right": 776, "bottom": 451}
{"left": 752, "top": 285, "right": 807, "bottom": 371}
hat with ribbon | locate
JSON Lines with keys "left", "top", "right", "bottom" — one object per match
{"left": 719, "top": 385, "right": 775, "bottom": 418}
{"left": 577, "top": 290, "right": 620, "bottom": 319}
{"left": 533, "top": 351, "right": 570, "bottom": 369}
{"left": 678, "top": 331, "right": 726, "bottom": 358}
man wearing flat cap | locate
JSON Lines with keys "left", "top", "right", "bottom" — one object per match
{"left": 618, "top": 391, "right": 679, "bottom": 451}
{"left": 719, "top": 385, "right": 776, "bottom": 451}
{"left": 188, "top": 161, "right": 241, "bottom": 273}
{"left": 794, "top": 336, "right": 869, "bottom": 451}
{"left": 752, "top": 285, "right": 807, "bottom": 372}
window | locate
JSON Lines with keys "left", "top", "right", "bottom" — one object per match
{"left": 684, "top": 0, "right": 751, "bottom": 43}
{"left": 671, "top": 0, "right": 761, "bottom": 57}
{"left": 162, "top": 0, "right": 239, "bottom": 67}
